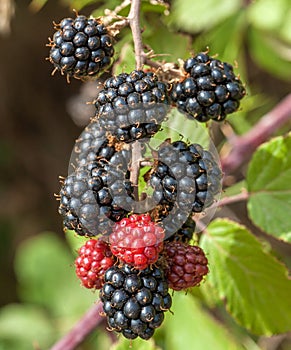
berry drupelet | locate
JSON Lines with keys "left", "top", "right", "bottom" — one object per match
{"left": 171, "top": 52, "right": 246, "bottom": 122}
{"left": 48, "top": 14, "right": 114, "bottom": 79}
{"left": 94, "top": 70, "right": 170, "bottom": 142}
{"left": 100, "top": 264, "right": 172, "bottom": 340}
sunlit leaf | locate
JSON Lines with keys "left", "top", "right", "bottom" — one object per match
{"left": 200, "top": 219, "right": 291, "bottom": 335}
{"left": 247, "top": 133, "right": 291, "bottom": 242}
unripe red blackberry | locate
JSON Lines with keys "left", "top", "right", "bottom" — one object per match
{"left": 48, "top": 14, "right": 114, "bottom": 79}
{"left": 75, "top": 238, "right": 115, "bottom": 289}
{"left": 94, "top": 70, "right": 170, "bottom": 142}
{"left": 163, "top": 241, "right": 208, "bottom": 291}
{"left": 100, "top": 264, "right": 172, "bottom": 339}
{"left": 109, "top": 214, "right": 165, "bottom": 270}
{"left": 171, "top": 52, "right": 246, "bottom": 122}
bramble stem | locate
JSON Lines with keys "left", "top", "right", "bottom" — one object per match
{"left": 221, "top": 94, "right": 291, "bottom": 176}
{"left": 50, "top": 302, "right": 104, "bottom": 350}
{"left": 128, "top": 0, "right": 144, "bottom": 70}
{"left": 130, "top": 141, "right": 143, "bottom": 200}
{"left": 216, "top": 190, "right": 249, "bottom": 207}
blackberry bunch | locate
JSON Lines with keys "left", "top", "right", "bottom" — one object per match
{"left": 163, "top": 241, "right": 209, "bottom": 291}
{"left": 48, "top": 15, "right": 114, "bottom": 79}
{"left": 100, "top": 264, "right": 172, "bottom": 340}
{"left": 94, "top": 70, "right": 170, "bottom": 142}
{"left": 171, "top": 52, "right": 246, "bottom": 122}
{"left": 150, "top": 140, "right": 222, "bottom": 218}
{"left": 75, "top": 238, "right": 115, "bottom": 289}
{"left": 58, "top": 138, "right": 134, "bottom": 236}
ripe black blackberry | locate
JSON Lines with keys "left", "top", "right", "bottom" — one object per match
{"left": 166, "top": 215, "right": 196, "bottom": 243}
{"left": 171, "top": 52, "right": 246, "bottom": 122}
{"left": 71, "top": 119, "right": 107, "bottom": 169}
{"left": 94, "top": 70, "right": 170, "bottom": 142}
{"left": 58, "top": 137, "right": 135, "bottom": 236}
{"left": 100, "top": 264, "right": 172, "bottom": 340}
{"left": 48, "top": 14, "right": 114, "bottom": 79}
{"left": 149, "top": 140, "right": 221, "bottom": 227}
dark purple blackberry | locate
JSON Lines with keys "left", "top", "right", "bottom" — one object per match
{"left": 48, "top": 15, "right": 114, "bottom": 79}
{"left": 171, "top": 52, "right": 246, "bottom": 122}
{"left": 94, "top": 70, "right": 170, "bottom": 142}
{"left": 58, "top": 137, "right": 136, "bottom": 236}
{"left": 100, "top": 264, "right": 171, "bottom": 340}
{"left": 149, "top": 140, "right": 221, "bottom": 237}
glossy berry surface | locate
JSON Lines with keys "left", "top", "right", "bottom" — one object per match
{"left": 149, "top": 140, "right": 222, "bottom": 235}
{"left": 171, "top": 52, "right": 246, "bottom": 122}
{"left": 58, "top": 135, "right": 135, "bottom": 236}
{"left": 109, "top": 214, "right": 165, "bottom": 270}
{"left": 75, "top": 239, "right": 115, "bottom": 289}
{"left": 164, "top": 241, "right": 209, "bottom": 291}
{"left": 48, "top": 15, "right": 114, "bottom": 79}
{"left": 100, "top": 264, "right": 172, "bottom": 340}
{"left": 94, "top": 70, "right": 170, "bottom": 142}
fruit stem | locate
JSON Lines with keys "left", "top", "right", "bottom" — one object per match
{"left": 130, "top": 141, "right": 143, "bottom": 200}
{"left": 221, "top": 93, "right": 291, "bottom": 177}
{"left": 128, "top": 0, "right": 144, "bottom": 70}
{"left": 49, "top": 302, "right": 104, "bottom": 350}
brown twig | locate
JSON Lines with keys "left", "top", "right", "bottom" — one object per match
{"left": 128, "top": 0, "right": 144, "bottom": 70}
{"left": 221, "top": 94, "right": 291, "bottom": 176}
{"left": 50, "top": 302, "right": 104, "bottom": 350}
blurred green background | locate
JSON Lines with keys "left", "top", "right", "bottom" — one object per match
{"left": 0, "top": 0, "right": 290, "bottom": 349}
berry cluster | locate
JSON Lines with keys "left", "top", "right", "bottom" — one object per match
{"left": 48, "top": 14, "right": 114, "bottom": 79}
{"left": 100, "top": 264, "right": 172, "bottom": 340}
{"left": 94, "top": 70, "right": 170, "bottom": 143}
{"left": 51, "top": 13, "right": 246, "bottom": 340}
{"left": 171, "top": 52, "right": 246, "bottom": 122}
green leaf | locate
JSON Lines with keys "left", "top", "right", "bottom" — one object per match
{"left": 169, "top": 0, "right": 241, "bottom": 33}
{"left": 200, "top": 219, "right": 291, "bottom": 335}
{"left": 247, "top": 0, "right": 287, "bottom": 31}
{"left": 111, "top": 337, "right": 160, "bottom": 350}
{"left": 14, "top": 232, "right": 97, "bottom": 318}
{"left": 150, "top": 108, "right": 210, "bottom": 149}
{"left": 112, "top": 39, "right": 136, "bottom": 75}
{"left": 28, "top": 0, "right": 48, "bottom": 12}
{"left": 247, "top": 133, "right": 291, "bottom": 242}
{"left": 163, "top": 293, "right": 243, "bottom": 350}
{"left": 0, "top": 304, "right": 55, "bottom": 350}
{"left": 248, "top": 27, "right": 291, "bottom": 81}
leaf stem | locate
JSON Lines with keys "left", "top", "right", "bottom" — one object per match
{"left": 221, "top": 94, "right": 291, "bottom": 176}
{"left": 50, "top": 302, "right": 104, "bottom": 350}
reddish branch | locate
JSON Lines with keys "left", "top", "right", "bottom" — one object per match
{"left": 221, "top": 94, "right": 291, "bottom": 176}
{"left": 50, "top": 302, "right": 104, "bottom": 350}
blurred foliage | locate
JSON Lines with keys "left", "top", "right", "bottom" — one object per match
{"left": 1, "top": 0, "right": 291, "bottom": 349}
